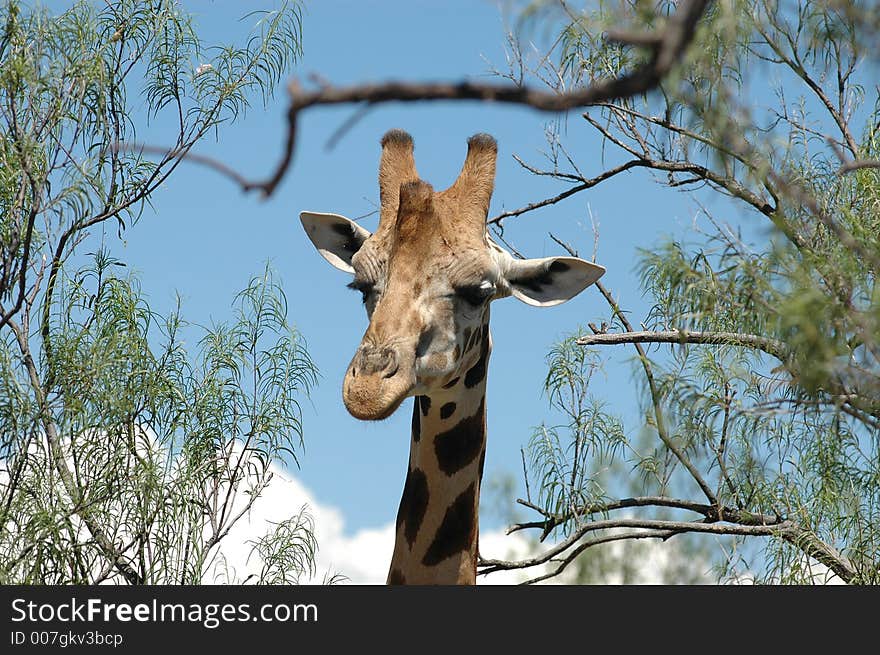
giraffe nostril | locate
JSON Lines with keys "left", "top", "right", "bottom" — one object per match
{"left": 354, "top": 345, "right": 402, "bottom": 378}
{"left": 380, "top": 348, "right": 399, "bottom": 378}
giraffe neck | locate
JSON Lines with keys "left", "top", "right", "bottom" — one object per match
{"left": 387, "top": 328, "right": 490, "bottom": 585}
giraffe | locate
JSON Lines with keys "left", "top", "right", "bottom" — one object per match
{"left": 300, "top": 129, "right": 605, "bottom": 584}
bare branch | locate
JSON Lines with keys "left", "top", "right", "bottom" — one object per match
{"left": 838, "top": 159, "right": 880, "bottom": 174}
{"left": 511, "top": 153, "right": 584, "bottom": 182}
{"left": 754, "top": 19, "right": 860, "bottom": 156}
{"left": 128, "top": 0, "right": 711, "bottom": 198}
{"left": 490, "top": 228, "right": 528, "bottom": 259}
{"left": 484, "top": 516, "right": 855, "bottom": 583}
{"left": 781, "top": 523, "right": 856, "bottom": 583}
{"left": 526, "top": 529, "right": 676, "bottom": 584}
{"left": 588, "top": 102, "right": 756, "bottom": 169}
{"left": 483, "top": 517, "right": 792, "bottom": 574}
{"left": 584, "top": 110, "right": 777, "bottom": 215}
{"left": 576, "top": 329, "right": 790, "bottom": 361}
{"left": 509, "top": 495, "right": 782, "bottom": 538}
{"left": 489, "top": 159, "right": 647, "bottom": 225}
{"left": 604, "top": 29, "right": 663, "bottom": 49}
{"left": 111, "top": 143, "right": 254, "bottom": 189}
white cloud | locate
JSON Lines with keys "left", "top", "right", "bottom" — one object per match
{"left": 215, "top": 459, "right": 544, "bottom": 584}
{"left": 212, "top": 460, "right": 387, "bottom": 584}
{"left": 214, "top": 459, "right": 711, "bottom": 585}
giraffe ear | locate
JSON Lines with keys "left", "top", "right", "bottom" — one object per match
{"left": 505, "top": 256, "right": 605, "bottom": 307}
{"left": 300, "top": 211, "right": 372, "bottom": 274}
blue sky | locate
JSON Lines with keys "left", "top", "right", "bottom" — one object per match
{"left": 115, "top": 0, "right": 751, "bottom": 534}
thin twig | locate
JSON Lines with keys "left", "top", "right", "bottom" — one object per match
{"left": 520, "top": 448, "right": 532, "bottom": 504}
{"left": 520, "top": 529, "right": 676, "bottom": 583}
{"left": 112, "top": 143, "right": 254, "bottom": 188}
{"left": 489, "top": 159, "right": 648, "bottom": 225}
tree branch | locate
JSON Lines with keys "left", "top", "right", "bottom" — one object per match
{"left": 509, "top": 495, "right": 782, "bottom": 540}
{"left": 483, "top": 515, "right": 855, "bottom": 583}
{"left": 584, "top": 111, "right": 778, "bottom": 216}
{"left": 576, "top": 329, "right": 790, "bottom": 361}
{"left": 522, "top": 529, "right": 676, "bottom": 584}
{"left": 126, "top": 0, "right": 711, "bottom": 198}
{"left": 489, "top": 159, "right": 648, "bottom": 225}
{"left": 838, "top": 159, "right": 880, "bottom": 174}
{"left": 754, "top": 19, "right": 860, "bottom": 156}
{"left": 482, "top": 517, "right": 792, "bottom": 574}
{"left": 781, "top": 523, "right": 857, "bottom": 583}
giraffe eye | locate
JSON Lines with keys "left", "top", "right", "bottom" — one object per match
{"left": 455, "top": 283, "right": 494, "bottom": 307}
{"left": 347, "top": 280, "right": 375, "bottom": 303}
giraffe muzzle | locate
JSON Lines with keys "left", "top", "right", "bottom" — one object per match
{"left": 343, "top": 345, "right": 414, "bottom": 420}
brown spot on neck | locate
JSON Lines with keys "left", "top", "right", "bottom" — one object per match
{"left": 395, "top": 466, "right": 429, "bottom": 548}
{"left": 422, "top": 483, "right": 477, "bottom": 567}
{"left": 434, "top": 398, "right": 486, "bottom": 475}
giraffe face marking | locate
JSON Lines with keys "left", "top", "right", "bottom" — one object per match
{"left": 463, "top": 325, "right": 490, "bottom": 388}
{"left": 411, "top": 401, "right": 421, "bottom": 443}
{"left": 418, "top": 395, "right": 431, "bottom": 416}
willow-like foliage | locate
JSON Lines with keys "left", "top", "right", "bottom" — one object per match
{"left": 509, "top": 1, "right": 879, "bottom": 584}
{"left": 0, "top": 1, "right": 318, "bottom": 584}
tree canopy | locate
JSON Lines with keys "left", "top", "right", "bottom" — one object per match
{"left": 474, "top": 0, "right": 880, "bottom": 584}
{"left": 0, "top": 0, "right": 319, "bottom": 584}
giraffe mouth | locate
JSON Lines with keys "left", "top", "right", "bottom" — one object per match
{"left": 342, "top": 350, "right": 415, "bottom": 421}
{"left": 342, "top": 375, "right": 413, "bottom": 420}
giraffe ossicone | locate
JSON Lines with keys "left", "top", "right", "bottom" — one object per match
{"left": 300, "top": 129, "right": 605, "bottom": 584}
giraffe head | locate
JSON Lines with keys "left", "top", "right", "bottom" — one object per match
{"left": 301, "top": 129, "right": 605, "bottom": 421}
